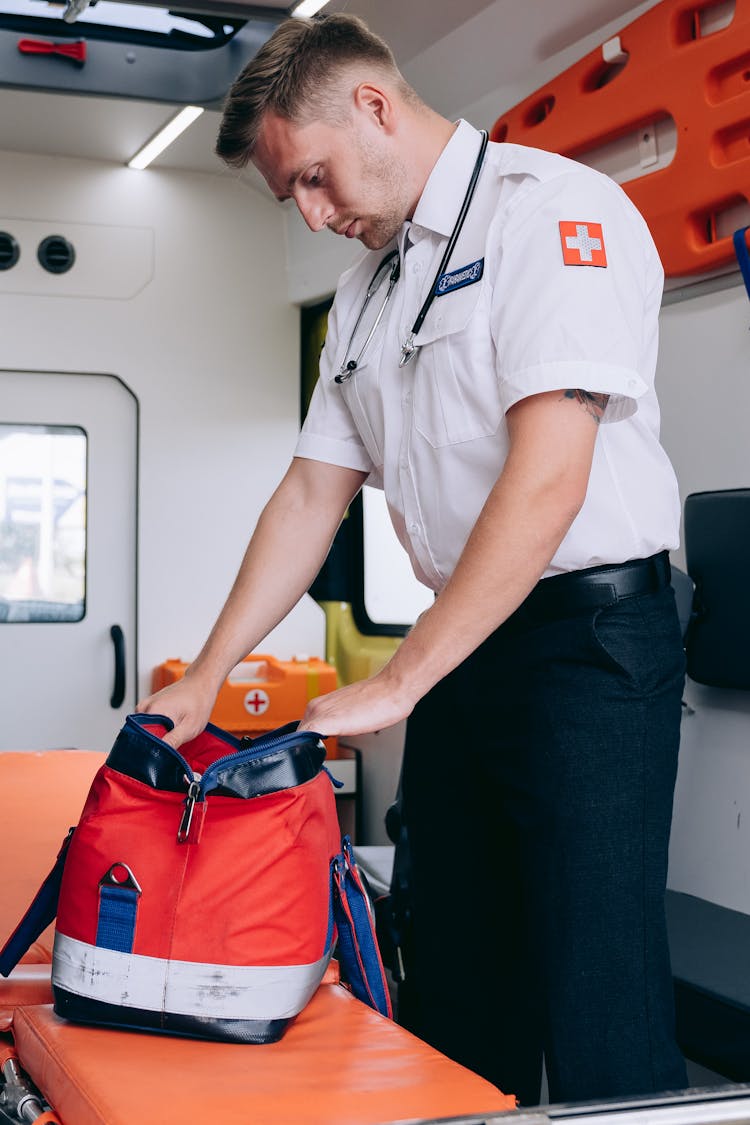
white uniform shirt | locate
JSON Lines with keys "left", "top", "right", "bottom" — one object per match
{"left": 295, "top": 120, "right": 681, "bottom": 591}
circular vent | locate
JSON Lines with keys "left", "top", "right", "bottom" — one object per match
{"left": 0, "top": 232, "right": 20, "bottom": 271}
{"left": 38, "top": 235, "right": 75, "bottom": 275}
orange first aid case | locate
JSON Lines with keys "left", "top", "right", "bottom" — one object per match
{"left": 152, "top": 653, "right": 341, "bottom": 756}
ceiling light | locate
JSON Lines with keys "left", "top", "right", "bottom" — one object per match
{"left": 291, "top": 0, "right": 331, "bottom": 17}
{"left": 127, "top": 106, "right": 204, "bottom": 170}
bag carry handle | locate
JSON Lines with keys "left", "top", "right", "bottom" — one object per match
{"left": 332, "top": 837, "right": 393, "bottom": 1019}
{"left": 0, "top": 829, "right": 74, "bottom": 977}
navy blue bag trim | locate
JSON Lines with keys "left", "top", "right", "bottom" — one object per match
{"left": 332, "top": 837, "right": 392, "bottom": 1019}
{"left": 108, "top": 715, "right": 327, "bottom": 799}
{"left": 53, "top": 988, "right": 289, "bottom": 1044}
{"left": 0, "top": 827, "right": 74, "bottom": 978}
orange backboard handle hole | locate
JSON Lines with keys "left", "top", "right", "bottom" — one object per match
{"left": 523, "top": 95, "right": 555, "bottom": 127}
{"left": 584, "top": 55, "right": 630, "bottom": 92}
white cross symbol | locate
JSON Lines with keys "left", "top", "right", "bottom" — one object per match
{"left": 565, "top": 224, "right": 601, "bottom": 262}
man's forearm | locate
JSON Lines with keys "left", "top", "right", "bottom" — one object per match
{"left": 384, "top": 388, "right": 604, "bottom": 699}
{"left": 383, "top": 459, "right": 582, "bottom": 700}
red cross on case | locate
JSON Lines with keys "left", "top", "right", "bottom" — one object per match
{"left": 244, "top": 689, "right": 270, "bottom": 715}
{"left": 559, "top": 221, "right": 607, "bottom": 267}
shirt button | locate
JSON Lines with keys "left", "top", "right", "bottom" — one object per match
{"left": 412, "top": 262, "right": 422, "bottom": 274}
{"left": 403, "top": 391, "right": 412, "bottom": 404}
{"left": 410, "top": 523, "right": 419, "bottom": 534}
{"left": 400, "top": 459, "right": 408, "bottom": 470}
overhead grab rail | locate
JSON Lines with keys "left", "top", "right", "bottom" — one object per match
{"left": 490, "top": 0, "right": 750, "bottom": 278}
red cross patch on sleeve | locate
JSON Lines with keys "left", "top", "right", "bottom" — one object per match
{"left": 559, "top": 221, "right": 607, "bottom": 267}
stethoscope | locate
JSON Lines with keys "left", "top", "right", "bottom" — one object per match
{"left": 335, "top": 129, "right": 489, "bottom": 384}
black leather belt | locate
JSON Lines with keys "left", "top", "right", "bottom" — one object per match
{"left": 510, "top": 551, "right": 671, "bottom": 626}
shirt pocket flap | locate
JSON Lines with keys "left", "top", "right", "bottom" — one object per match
{"left": 415, "top": 266, "right": 485, "bottom": 347}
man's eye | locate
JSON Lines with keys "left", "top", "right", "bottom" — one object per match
{"left": 306, "top": 169, "right": 322, "bottom": 186}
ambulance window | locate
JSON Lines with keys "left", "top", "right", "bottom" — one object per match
{"left": 362, "top": 487, "right": 434, "bottom": 627}
{"left": 0, "top": 424, "right": 86, "bottom": 623}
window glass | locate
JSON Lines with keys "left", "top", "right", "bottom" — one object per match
{"left": 0, "top": 424, "right": 86, "bottom": 623}
{"left": 362, "top": 486, "right": 433, "bottom": 627}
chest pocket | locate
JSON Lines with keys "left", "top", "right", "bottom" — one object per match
{"left": 333, "top": 338, "right": 387, "bottom": 470}
{"left": 412, "top": 275, "right": 504, "bottom": 449}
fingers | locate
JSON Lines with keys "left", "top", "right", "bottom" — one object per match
{"left": 132, "top": 682, "right": 215, "bottom": 751}
{"left": 135, "top": 692, "right": 159, "bottom": 714}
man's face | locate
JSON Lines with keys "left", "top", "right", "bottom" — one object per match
{"left": 252, "top": 111, "right": 411, "bottom": 250}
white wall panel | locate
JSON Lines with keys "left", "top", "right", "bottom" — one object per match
{"left": 0, "top": 151, "right": 325, "bottom": 705}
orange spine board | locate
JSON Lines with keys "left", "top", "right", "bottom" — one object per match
{"left": 491, "top": 0, "right": 750, "bottom": 277}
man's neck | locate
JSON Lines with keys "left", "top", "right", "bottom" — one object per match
{"left": 403, "top": 112, "right": 457, "bottom": 220}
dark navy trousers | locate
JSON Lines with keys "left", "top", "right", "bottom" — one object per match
{"left": 398, "top": 583, "right": 689, "bottom": 1105}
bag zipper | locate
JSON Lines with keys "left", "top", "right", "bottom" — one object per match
{"left": 198, "top": 729, "right": 325, "bottom": 798}
{"left": 167, "top": 729, "right": 324, "bottom": 843}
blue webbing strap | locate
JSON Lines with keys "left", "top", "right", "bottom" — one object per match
{"left": 96, "top": 885, "right": 139, "bottom": 953}
{"left": 332, "top": 837, "right": 393, "bottom": 1019}
{"left": 732, "top": 226, "right": 750, "bottom": 302}
{"left": 0, "top": 828, "right": 74, "bottom": 977}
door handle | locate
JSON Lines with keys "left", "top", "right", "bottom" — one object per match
{"left": 110, "top": 624, "right": 126, "bottom": 708}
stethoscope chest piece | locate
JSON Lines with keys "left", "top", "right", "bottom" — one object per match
{"left": 399, "top": 333, "right": 419, "bottom": 368}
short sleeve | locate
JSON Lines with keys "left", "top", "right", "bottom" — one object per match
{"left": 490, "top": 170, "right": 662, "bottom": 423}
{"left": 294, "top": 293, "right": 375, "bottom": 473}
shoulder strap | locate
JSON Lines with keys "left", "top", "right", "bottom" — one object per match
{"left": 332, "top": 837, "right": 392, "bottom": 1019}
{"left": 733, "top": 226, "right": 750, "bottom": 304}
{"left": 0, "top": 828, "right": 74, "bottom": 976}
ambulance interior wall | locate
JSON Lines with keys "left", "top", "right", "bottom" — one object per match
{"left": 0, "top": 148, "right": 327, "bottom": 706}
{"left": 658, "top": 285, "right": 750, "bottom": 916}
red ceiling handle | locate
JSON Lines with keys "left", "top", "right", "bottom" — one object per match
{"left": 18, "top": 37, "right": 87, "bottom": 66}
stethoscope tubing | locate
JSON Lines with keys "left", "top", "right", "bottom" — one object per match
{"left": 336, "top": 128, "right": 489, "bottom": 383}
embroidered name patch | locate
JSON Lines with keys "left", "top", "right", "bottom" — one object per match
{"left": 559, "top": 221, "right": 607, "bottom": 267}
{"left": 434, "top": 258, "right": 484, "bottom": 296}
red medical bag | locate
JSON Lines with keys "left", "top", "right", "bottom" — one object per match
{"left": 0, "top": 715, "right": 391, "bottom": 1042}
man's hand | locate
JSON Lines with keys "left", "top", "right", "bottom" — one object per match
{"left": 299, "top": 667, "right": 416, "bottom": 737}
{"left": 136, "top": 674, "right": 219, "bottom": 750}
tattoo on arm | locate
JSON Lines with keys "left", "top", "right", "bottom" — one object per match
{"left": 562, "top": 389, "right": 610, "bottom": 425}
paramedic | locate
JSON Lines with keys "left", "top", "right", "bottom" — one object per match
{"left": 138, "top": 14, "right": 689, "bottom": 1106}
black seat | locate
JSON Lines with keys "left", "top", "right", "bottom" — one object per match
{"left": 667, "top": 890, "right": 750, "bottom": 1081}
{"left": 667, "top": 489, "right": 750, "bottom": 1079}
{"left": 684, "top": 488, "right": 750, "bottom": 689}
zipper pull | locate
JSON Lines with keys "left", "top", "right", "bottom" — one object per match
{"left": 177, "top": 775, "right": 201, "bottom": 843}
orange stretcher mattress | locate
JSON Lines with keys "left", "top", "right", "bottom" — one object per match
{"left": 0, "top": 752, "right": 106, "bottom": 1021}
{"left": 1, "top": 751, "right": 106, "bottom": 963}
{"left": 13, "top": 990, "right": 515, "bottom": 1125}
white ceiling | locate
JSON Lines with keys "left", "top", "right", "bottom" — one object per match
{"left": 0, "top": 0, "right": 652, "bottom": 179}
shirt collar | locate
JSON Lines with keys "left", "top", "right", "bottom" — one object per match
{"left": 409, "top": 119, "right": 484, "bottom": 241}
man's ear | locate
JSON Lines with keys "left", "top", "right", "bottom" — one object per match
{"left": 353, "top": 82, "right": 396, "bottom": 133}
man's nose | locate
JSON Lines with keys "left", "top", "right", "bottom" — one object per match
{"left": 296, "top": 192, "right": 332, "bottom": 233}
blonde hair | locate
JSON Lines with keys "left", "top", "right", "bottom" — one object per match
{"left": 216, "top": 14, "right": 420, "bottom": 169}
